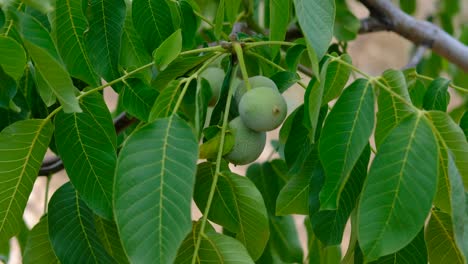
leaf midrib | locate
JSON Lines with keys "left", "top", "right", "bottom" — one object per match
{"left": 75, "top": 191, "right": 99, "bottom": 263}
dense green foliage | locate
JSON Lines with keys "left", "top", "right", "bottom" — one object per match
{"left": 0, "top": 0, "right": 467, "bottom": 263}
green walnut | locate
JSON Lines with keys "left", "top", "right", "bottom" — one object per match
{"left": 199, "top": 67, "right": 225, "bottom": 106}
{"left": 234, "top": 75, "right": 277, "bottom": 104}
{"left": 224, "top": 117, "right": 266, "bottom": 165}
{"left": 238, "top": 86, "right": 287, "bottom": 132}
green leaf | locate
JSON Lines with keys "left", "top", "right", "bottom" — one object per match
{"left": 460, "top": 111, "right": 468, "bottom": 141}
{"left": 269, "top": 0, "right": 289, "bottom": 56}
{"left": 428, "top": 111, "right": 468, "bottom": 190}
{"left": 17, "top": 12, "right": 81, "bottom": 113}
{"left": 22, "top": 0, "right": 54, "bottom": 13}
{"left": 322, "top": 53, "right": 352, "bottom": 104}
{"left": 0, "top": 66, "right": 16, "bottom": 109}
{"left": 153, "top": 29, "right": 182, "bottom": 71}
{"left": 29, "top": 63, "right": 56, "bottom": 107}
{"left": 369, "top": 229, "right": 427, "bottom": 264}
{"left": 334, "top": 0, "right": 359, "bottom": 41}
{"left": 423, "top": 77, "right": 450, "bottom": 111}
{"left": 375, "top": 70, "right": 413, "bottom": 148}
{"left": 0, "top": 119, "right": 53, "bottom": 241}
{"left": 194, "top": 165, "right": 270, "bottom": 260}
{"left": 120, "top": 78, "right": 159, "bottom": 122}
{"left": 269, "top": 216, "right": 303, "bottom": 263}
{"left": 94, "top": 216, "right": 129, "bottom": 263}
{"left": 358, "top": 114, "right": 438, "bottom": 261}
{"left": 55, "top": 93, "right": 116, "bottom": 219}
{"left": 199, "top": 130, "right": 234, "bottom": 159}
{"left": 85, "top": 0, "right": 125, "bottom": 82}
{"left": 54, "top": 0, "right": 99, "bottom": 86}
{"left": 276, "top": 150, "right": 319, "bottom": 215}
{"left": 175, "top": 222, "right": 255, "bottom": 263}
{"left": 149, "top": 80, "right": 181, "bottom": 121}
{"left": 120, "top": 10, "right": 152, "bottom": 83}
{"left": 0, "top": 236, "right": 8, "bottom": 263}
{"left": 269, "top": 71, "right": 300, "bottom": 93}
{"left": 22, "top": 215, "right": 59, "bottom": 264}
{"left": 152, "top": 54, "right": 212, "bottom": 90}
{"left": 0, "top": 36, "right": 26, "bottom": 80}
{"left": 48, "top": 182, "right": 116, "bottom": 263}
{"left": 179, "top": 1, "right": 199, "bottom": 49}
{"left": 407, "top": 78, "right": 426, "bottom": 108}
{"left": 310, "top": 146, "right": 370, "bottom": 246}
{"left": 426, "top": 210, "right": 465, "bottom": 264}
{"left": 0, "top": 10, "right": 4, "bottom": 28}
{"left": 132, "top": 0, "right": 176, "bottom": 53}
{"left": 214, "top": 0, "right": 225, "bottom": 38}
{"left": 304, "top": 78, "right": 322, "bottom": 141}
{"left": 294, "top": 0, "right": 335, "bottom": 59}
{"left": 285, "top": 44, "right": 306, "bottom": 72}
{"left": 399, "top": 0, "right": 416, "bottom": 14}
{"left": 318, "top": 79, "right": 374, "bottom": 210}
{"left": 305, "top": 218, "right": 341, "bottom": 264}
{"left": 114, "top": 115, "right": 198, "bottom": 264}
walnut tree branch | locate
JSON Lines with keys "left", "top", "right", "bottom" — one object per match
{"left": 38, "top": 112, "right": 137, "bottom": 176}
{"left": 359, "top": 0, "right": 468, "bottom": 72}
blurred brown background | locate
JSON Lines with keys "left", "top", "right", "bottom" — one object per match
{"left": 5, "top": 0, "right": 468, "bottom": 263}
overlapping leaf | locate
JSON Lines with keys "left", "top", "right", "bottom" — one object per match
{"left": 319, "top": 79, "right": 374, "bottom": 210}
{"left": 132, "top": 0, "right": 175, "bottom": 53}
{"left": 270, "top": 0, "right": 289, "bottom": 56}
{"left": 54, "top": 0, "right": 99, "bottom": 86}
{"left": 358, "top": 114, "right": 438, "bottom": 261}
{"left": 22, "top": 215, "right": 59, "bottom": 264}
{"left": 149, "top": 80, "right": 181, "bottom": 121}
{"left": 55, "top": 93, "right": 116, "bottom": 219}
{"left": 175, "top": 222, "right": 254, "bottom": 263}
{"left": 94, "top": 216, "right": 129, "bottom": 263}
{"left": 121, "top": 78, "right": 159, "bottom": 122}
{"left": 154, "top": 29, "right": 182, "bottom": 71}
{"left": 322, "top": 53, "right": 352, "bottom": 104}
{"left": 194, "top": 164, "right": 270, "bottom": 260}
{"left": 48, "top": 182, "right": 116, "bottom": 263}
{"left": 423, "top": 77, "right": 450, "bottom": 111}
{"left": 114, "top": 115, "right": 198, "bottom": 264}
{"left": 85, "top": 0, "right": 125, "bottom": 82}
{"left": 375, "top": 70, "right": 413, "bottom": 147}
{"left": 0, "top": 119, "right": 53, "bottom": 241}
{"left": 0, "top": 36, "right": 26, "bottom": 80}
{"left": 17, "top": 12, "right": 80, "bottom": 112}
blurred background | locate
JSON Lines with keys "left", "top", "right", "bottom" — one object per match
{"left": 5, "top": 0, "right": 468, "bottom": 263}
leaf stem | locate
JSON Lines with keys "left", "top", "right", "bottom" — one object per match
{"left": 43, "top": 175, "right": 51, "bottom": 214}
{"left": 180, "top": 45, "right": 225, "bottom": 56}
{"left": 191, "top": 63, "right": 239, "bottom": 264}
{"left": 244, "top": 40, "right": 296, "bottom": 49}
{"left": 415, "top": 73, "right": 468, "bottom": 94}
{"left": 234, "top": 42, "right": 251, "bottom": 90}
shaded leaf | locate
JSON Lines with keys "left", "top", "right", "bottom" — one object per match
{"left": 94, "top": 216, "right": 129, "bottom": 263}
{"left": 399, "top": 0, "right": 416, "bottom": 14}
{"left": 318, "top": 79, "right": 374, "bottom": 210}
{"left": 322, "top": 53, "right": 352, "bottom": 104}
{"left": 179, "top": 1, "right": 199, "bottom": 49}
{"left": 426, "top": 210, "right": 465, "bottom": 264}
{"left": 269, "top": 215, "right": 303, "bottom": 263}
{"left": 22, "top": 215, "right": 59, "bottom": 264}
{"left": 285, "top": 44, "right": 306, "bottom": 72}
{"left": 194, "top": 164, "right": 270, "bottom": 260}
{"left": 114, "top": 115, "right": 198, "bottom": 264}
{"left": 293, "top": 0, "right": 335, "bottom": 59}
{"left": 0, "top": 66, "right": 17, "bottom": 109}
{"left": 85, "top": 0, "right": 125, "bottom": 82}
{"left": 17, "top": 12, "right": 80, "bottom": 113}
{"left": 22, "top": 0, "right": 53, "bottom": 13}
{"left": 310, "top": 146, "right": 370, "bottom": 246}
{"left": 0, "top": 119, "right": 53, "bottom": 241}
{"left": 153, "top": 29, "right": 182, "bottom": 71}
{"left": 358, "top": 114, "right": 438, "bottom": 261}
{"left": 460, "top": 111, "right": 468, "bottom": 141}
{"left": 48, "top": 182, "right": 116, "bottom": 263}
{"left": 214, "top": 0, "right": 225, "bottom": 38}
{"left": 149, "top": 79, "right": 181, "bottom": 121}
{"left": 269, "top": 0, "right": 289, "bottom": 56}
{"left": 0, "top": 36, "right": 26, "bottom": 80}
{"left": 270, "top": 71, "right": 300, "bottom": 93}
{"left": 305, "top": 218, "right": 341, "bottom": 264}
{"left": 132, "top": 0, "right": 175, "bottom": 53}
{"left": 55, "top": 93, "right": 116, "bottom": 219}
{"left": 54, "top": 0, "right": 99, "bottom": 86}
{"left": 375, "top": 69, "right": 413, "bottom": 148}
{"left": 121, "top": 78, "right": 159, "bottom": 122}
{"left": 334, "top": 0, "right": 360, "bottom": 41}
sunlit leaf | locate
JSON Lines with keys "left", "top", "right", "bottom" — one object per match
{"left": 0, "top": 119, "right": 53, "bottom": 241}
{"left": 149, "top": 79, "right": 181, "bottom": 121}
{"left": 358, "top": 113, "right": 438, "bottom": 261}
{"left": 48, "top": 182, "right": 116, "bottom": 263}
{"left": 114, "top": 115, "right": 198, "bottom": 264}
{"left": 55, "top": 93, "right": 117, "bottom": 219}
{"left": 153, "top": 29, "right": 182, "bottom": 71}
{"left": 322, "top": 53, "right": 352, "bottom": 104}
{"left": 121, "top": 78, "right": 159, "bottom": 122}
{"left": 319, "top": 79, "right": 373, "bottom": 210}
